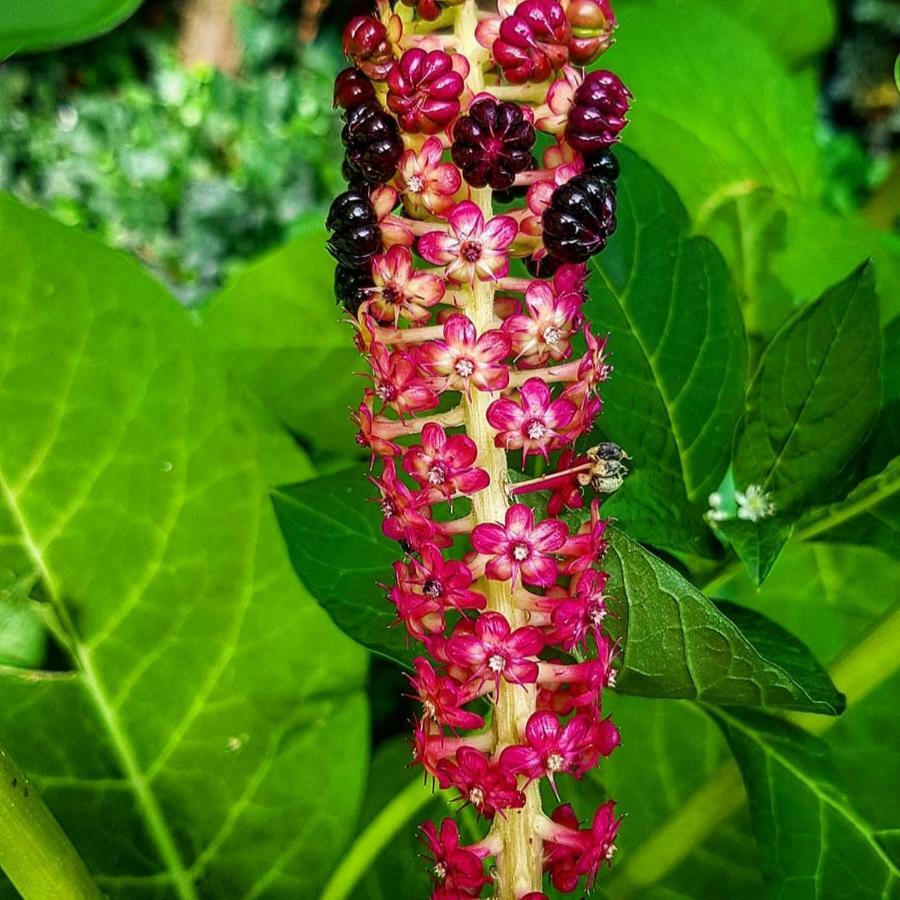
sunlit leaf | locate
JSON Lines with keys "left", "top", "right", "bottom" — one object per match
{"left": 0, "top": 196, "right": 369, "bottom": 897}
{"left": 0, "top": 0, "right": 141, "bottom": 57}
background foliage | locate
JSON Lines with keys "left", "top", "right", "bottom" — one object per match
{"left": 0, "top": 0, "right": 897, "bottom": 898}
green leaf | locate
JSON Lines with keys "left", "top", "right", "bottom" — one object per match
{"left": 584, "top": 694, "right": 764, "bottom": 900}
{"left": 604, "top": 530, "right": 844, "bottom": 713}
{"left": 713, "top": 516, "right": 793, "bottom": 585}
{"left": 0, "top": 196, "right": 369, "bottom": 897}
{"left": 0, "top": 0, "right": 141, "bottom": 57}
{"left": 798, "top": 456, "right": 900, "bottom": 556}
{"left": 587, "top": 149, "right": 746, "bottom": 557}
{"left": 709, "top": 707, "right": 900, "bottom": 898}
{"left": 201, "top": 227, "right": 361, "bottom": 460}
{"left": 715, "top": 543, "right": 900, "bottom": 666}
{"left": 733, "top": 263, "right": 882, "bottom": 514}
{"left": 272, "top": 471, "right": 411, "bottom": 668}
{"left": 716, "top": 0, "right": 837, "bottom": 65}
{"left": 607, "top": 0, "right": 820, "bottom": 222}
{"left": 0, "top": 573, "right": 44, "bottom": 668}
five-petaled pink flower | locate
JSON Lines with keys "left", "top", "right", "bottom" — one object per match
{"left": 419, "top": 818, "right": 491, "bottom": 895}
{"left": 367, "top": 341, "right": 440, "bottom": 416}
{"left": 487, "top": 377, "right": 576, "bottom": 462}
{"left": 500, "top": 711, "right": 606, "bottom": 795}
{"left": 395, "top": 137, "right": 462, "bottom": 217}
{"left": 537, "top": 800, "right": 622, "bottom": 891}
{"left": 446, "top": 610, "right": 544, "bottom": 690}
{"left": 547, "top": 568, "right": 610, "bottom": 651}
{"left": 419, "top": 201, "right": 518, "bottom": 284}
{"left": 503, "top": 279, "right": 582, "bottom": 367}
{"left": 417, "top": 314, "right": 511, "bottom": 395}
{"left": 395, "top": 541, "right": 487, "bottom": 613}
{"left": 436, "top": 745, "right": 526, "bottom": 818}
{"left": 368, "top": 246, "right": 445, "bottom": 324}
{"left": 409, "top": 658, "right": 485, "bottom": 731}
{"left": 402, "top": 422, "right": 490, "bottom": 501}
{"left": 471, "top": 503, "right": 567, "bottom": 587}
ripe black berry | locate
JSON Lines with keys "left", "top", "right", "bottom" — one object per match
{"left": 584, "top": 149, "right": 619, "bottom": 183}
{"left": 342, "top": 101, "right": 404, "bottom": 185}
{"left": 542, "top": 173, "right": 617, "bottom": 263}
{"left": 326, "top": 190, "right": 383, "bottom": 269}
{"left": 451, "top": 97, "right": 536, "bottom": 190}
{"left": 525, "top": 253, "right": 563, "bottom": 278}
{"left": 334, "top": 264, "right": 375, "bottom": 315}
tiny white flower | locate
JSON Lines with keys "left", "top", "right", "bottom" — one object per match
{"left": 735, "top": 484, "right": 775, "bottom": 522}
{"left": 706, "top": 491, "right": 729, "bottom": 521}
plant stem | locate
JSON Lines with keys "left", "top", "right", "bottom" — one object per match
{"left": 454, "top": 3, "right": 544, "bottom": 894}
{"left": 0, "top": 743, "right": 102, "bottom": 900}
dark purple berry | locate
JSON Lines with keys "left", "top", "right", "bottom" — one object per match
{"left": 525, "top": 253, "right": 563, "bottom": 278}
{"left": 342, "top": 101, "right": 404, "bottom": 185}
{"left": 584, "top": 148, "right": 619, "bottom": 183}
{"left": 542, "top": 173, "right": 616, "bottom": 263}
{"left": 334, "top": 264, "right": 375, "bottom": 315}
{"left": 565, "top": 70, "right": 631, "bottom": 155}
{"left": 451, "top": 97, "right": 536, "bottom": 190}
{"left": 334, "top": 67, "right": 376, "bottom": 110}
{"left": 326, "top": 190, "right": 383, "bottom": 270}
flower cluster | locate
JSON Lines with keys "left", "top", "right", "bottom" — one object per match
{"left": 327, "top": 1, "right": 631, "bottom": 895}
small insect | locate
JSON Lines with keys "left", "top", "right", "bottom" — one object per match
{"left": 578, "top": 443, "right": 630, "bottom": 495}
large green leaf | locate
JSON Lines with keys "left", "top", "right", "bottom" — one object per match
{"left": 706, "top": 193, "right": 900, "bottom": 339}
{"left": 798, "top": 456, "right": 900, "bottom": 556}
{"left": 584, "top": 694, "right": 763, "bottom": 900}
{"left": 272, "top": 471, "right": 410, "bottom": 668}
{"left": 710, "top": 707, "right": 900, "bottom": 899}
{"left": 607, "top": 0, "right": 820, "bottom": 222}
{"left": 587, "top": 149, "right": 746, "bottom": 557}
{"left": 733, "top": 263, "right": 882, "bottom": 514}
{"left": 601, "top": 597, "right": 900, "bottom": 899}
{"left": 715, "top": 543, "right": 900, "bottom": 665}
{"left": 712, "top": 0, "right": 837, "bottom": 65}
{"left": 0, "top": 0, "right": 141, "bottom": 57}
{"left": 0, "top": 196, "right": 369, "bottom": 897}
{"left": 604, "top": 531, "right": 844, "bottom": 714}
{"left": 201, "top": 226, "right": 361, "bottom": 460}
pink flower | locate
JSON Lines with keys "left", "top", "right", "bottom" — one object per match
{"left": 368, "top": 341, "right": 440, "bottom": 416}
{"left": 395, "top": 541, "right": 487, "bottom": 613}
{"left": 559, "top": 499, "right": 608, "bottom": 574}
{"left": 547, "top": 568, "right": 609, "bottom": 650}
{"left": 387, "top": 48, "right": 467, "bottom": 134}
{"left": 353, "top": 402, "right": 402, "bottom": 462}
{"left": 390, "top": 584, "right": 445, "bottom": 639}
{"left": 503, "top": 280, "right": 582, "bottom": 367}
{"left": 471, "top": 503, "right": 567, "bottom": 587}
{"left": 419, "top": 201, "right": 518, "bottom": 284}
{"left": 538, "top": 655, "right": 614, "bottom": 715}
{"left": 395, "top": 137, "right": 462, "bottom": 217}
{"left": 417, "top": 315, "right": 511, "bottom": 395}
{"left": 486, "top": 378, "right": 576, "bottom": 463}
{"left": 402, "top": 423, "right": 490, "bottom": 501}
{"left": 409, "top": 659, "right": 485, "bottom": 731}
{"left": 419, "top": 819, "right": 491, "bottom": 896}
{"left": 368, "top": 246, "right": 445, "bottom": 324}
{"left": 538, "top": 800, "right": 622, "bottom": 890}
{"left": 500, "top": 711, "right": 602, "bottom": 794}
{"left": 446, "top": 611, "right": 544, "bottom": 689}
{"left": 371, "top": 459, "right": 446, "bottom": 551}
{"left": 436, "top": 746, "right": 526, "bottom": 818}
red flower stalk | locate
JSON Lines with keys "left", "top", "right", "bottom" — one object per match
{"left": 327, "top": 1, "right": 630, "bottom": 895}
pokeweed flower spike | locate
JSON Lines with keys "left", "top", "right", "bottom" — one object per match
{"left": 327, "top": 1, "right": 630, "bottom": 895}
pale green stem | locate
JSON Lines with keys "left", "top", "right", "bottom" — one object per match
{"left": 0, "top": 743, "right": 102, "bottom": 900}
